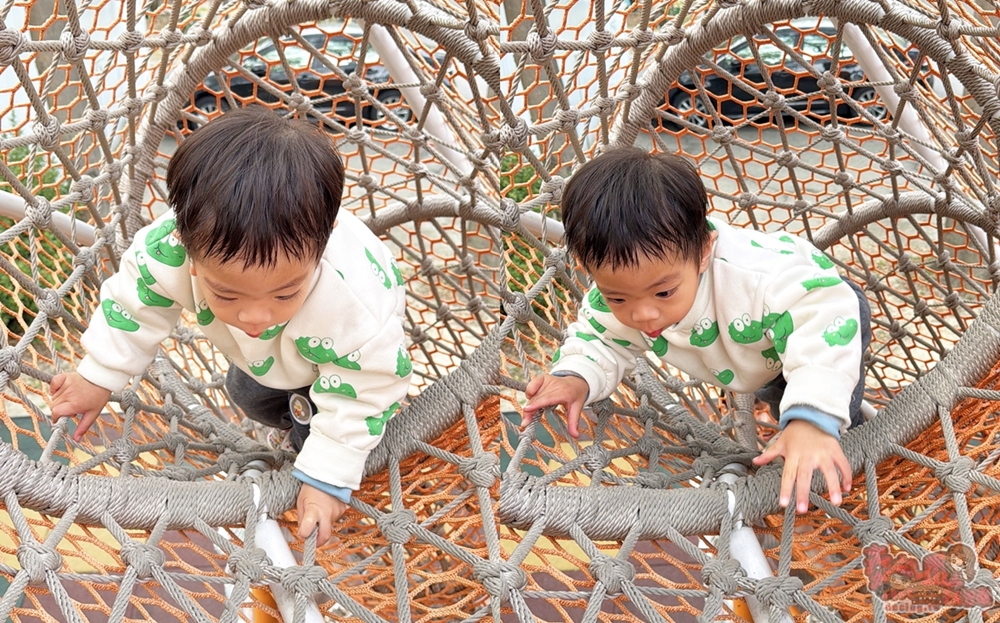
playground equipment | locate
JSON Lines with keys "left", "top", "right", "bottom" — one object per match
{"left": 1, "top": 0, "right": 999, "bottom": 620}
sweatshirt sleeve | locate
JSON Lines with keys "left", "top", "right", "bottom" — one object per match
{"left": 550, "top": 286, "right": 647, "bottom": 404}
{"left": 77, "top": 223, "right": 187, "bottom": 392}
{"left": 292, "top": 253, "right": 412, "bottom": 491}
{"left": 762, "top": 261, "right": 862, "bottom": 431}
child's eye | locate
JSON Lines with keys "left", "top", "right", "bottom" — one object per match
{"left": 213, "top": 293, "right": 236, "bottom": 302}
{"left": 655, "top": 290, "right": 675, "bottom": 298}
{"left": 607, "top": 298, "right": 625, "bottom": 305}
{"left": 276, "top": 291, "right": 301, "bottom": 301}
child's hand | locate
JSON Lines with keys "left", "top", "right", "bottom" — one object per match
{"left": 752, "top": 419, "right": 852, "bottom": 513}
{"left": 296, "top": 483, "right": 348, "bottom": 545}
{"left": 50, "top": 372, "right": 112, "bottom": 441}
{"left": 522, "top": 374, "right": 589, "bottom": 438}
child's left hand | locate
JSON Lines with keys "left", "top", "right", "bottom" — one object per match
{"left": 752, "top": 419, "right": 852, "bottom": 513}
{"left": 296, "top": 483, "right": 348, "bottom": 545}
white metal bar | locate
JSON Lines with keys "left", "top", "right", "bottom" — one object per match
{"left": 0, "top": 189, "right": 97, "bottom": 247}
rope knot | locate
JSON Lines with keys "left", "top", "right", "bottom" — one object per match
{"left": 73, "top": 247, "right": 96, "bottom": 270}
{"left": 474, "top": 561, "right": 527, "bottom": 599}
{"left": 281, "top": 564, "right": 326, "bottom": 595}
{"left": 853, "top": 515, "right": 893, "bottom": 545}
{"left": 586, "top": 29, "right": 614, "bottom": 52}
{"left": 913, "top": 298, "right": 930, "bottom": 317}
{"left": 464, "top": 19, "right": 496, "bottom": 43}
{"left": 832, "top": 171, "right": 852, "bottom": 188}
{"left": 435, "top": 303, "right": 453, "bottom": 323}
{"left": 160, "top": 464, "right": 195, "bottom": 480}
{"left": 71, "top": 174, "right": 96, "bottom": 199}
{"left": 101, "top": 160, "right": 123, "bottom": 185}
{"left": 627, "top": 28, "right": 653, "bottom": 48}
{"left": 701, "top": 558, "right": 744, "bottom": 595}
{"left": 636, "top": 434, "right": 663, "bottom": 458}
{"left": 26, "top": 197, "right": 52, "bottom": 229}
{"left": 504, "top": 293, "right": 532, "bottom": 322}
{"left": 120, "top": 541, "right": 165, "bottom": 579}
{"left": 943, "top": 291, "right": 961, "bottom": 310}
{"left": 0, "top": 29, "right": 26, "bottom": 66}
{"left": 419, "top": 83, "right": 443, "bottom": 103}
{"left": 582, "top": 444, "right": 610, "bottom": 472}
{"left": 820, "top": 125, "right": 843, "bottom": 143}
{"left": 936, "top": 19, "right": 962, "bottom": 41}
{"left": 189, "top": 26, "right": 212, "bottom": 46}
{"left": 761, "top": 91, "right": 786, "bottom": 112}
{"left": 554, "top": 108, "right": 579, "bottom": 131}
{"left": 499, "top": 198, "right": 520, "bottom": 231}
{"left": 110, "top": 438, "right": 138, "bottom": 465}
{"left": 662, "top": 25, "right": 685, "bottom": 46}
{"left": 33, "top": 117, "right": 61, "bottom": 150}
{"left": 118, "top": 389, "right": 143, "bottom": 414}
{"left": 466, "top": 295, "right": 483, "bottom": 314}
{"left": 0, "top": 346, "right": 22, "bottom": 382}
{"left": 345, "top": 128, "right": 366, "bottom": 145}
{"left": 160, "top": 29, "right": 182, "bottom": 50}
{"left": 543, "top": 248, "right": 567, "bottom": 271}
{"left": 499, "top": 118, "right": 529, "bottom": 151}
{"left": 936, "top": 456, "right": 974, "bottom": 493}
{"left": 711, "top": 125, "right": 735, "bottom": 145}
{"left": 116, "top": 30, "right": 144, "bottom": 54}
{"left": 594, "top": 96, "right": 616, "bottom": 116}
{"left": 736, "top": 192, "right": 757, "bottom": 210}
{"left": 754, "top": 575, "right": 802, "bottom": 610}
{"left": 775, "top": 150, "right": 799, "bottom": 168}
{"left": 458, "top": 453, "right": 499, "bottom": 488}
{"left": 817, "top": 71, "right": 842, "bottom": 96}
{"left": 526, "top": 29, "right": 557, "bottom": 63}
{"left": 286, "top": 92, "right": 312, "bottom": 114}
{"left": 17, "top": 541, "right": 62, "bottom": 584}
{"left": 589, "top": 555, "right": 635, "bottom": 595}
{"left": 228, "top": 547, "right": 270, "bottom": 583}
{"left": 59, "top": 29, "right": 90, "bottom": 62}
{"left": 36, "top": 288, "right": 62, "bottom": 318}
{"left": 377, "top": 509, "right": 416, "bottom": 544}
{"left": 539, "top": 175, "right": 565, "bottom": 203}
{"left": 161, "top": 432, "right": 188, "bottom": 455}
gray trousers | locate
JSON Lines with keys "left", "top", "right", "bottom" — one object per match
{"left": 226, "top": 366, "right": 314, "bottom": 452}
{"left": 754, "top": 279, "right": 872, "bottom": 430}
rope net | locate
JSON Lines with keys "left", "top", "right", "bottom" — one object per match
{"left": 0, "top": 0, "right": 998, "bottom": 621}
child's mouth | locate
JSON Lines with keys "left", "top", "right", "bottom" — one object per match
{"left": 646, "top": 329, "right": 663, "bottom": 338}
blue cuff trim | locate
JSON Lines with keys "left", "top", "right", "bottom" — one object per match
{"left": 779, "top": 406, "right": 842, "bottom": 440}
{"left": 551, "top": 370, "right": 590, "bottom": 402}
{"left": 292, "top": 469, "right": 353, "bottom": 504}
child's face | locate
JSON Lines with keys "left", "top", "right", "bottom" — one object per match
{"left": 588, "top": 237, "right": 713, "bottom": 337}
{"left": 190, "top": 253, "right": 317, "bottom": 338}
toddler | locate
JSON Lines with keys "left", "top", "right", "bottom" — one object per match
{"left": 50, "top": 106, "right": 412, "bottom": 543}
{"left": 523, "top": 147, "right": 870, "bottom": 512}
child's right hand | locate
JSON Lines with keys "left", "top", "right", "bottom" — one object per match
{"left": 521, "top": 374, "right": 590, "bottom": 438}
{"left": 50, "top": 372, "right": 112, "bottom": 441}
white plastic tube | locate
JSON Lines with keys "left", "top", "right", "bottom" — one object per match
{"left": 716, "top": 464, "right": 794, "bottom": 623}
{"left": 244, "top": 462, "right": 323, "bottom": 623}
{"left": 0, "top": 188, "right": 97, "bottom": 246}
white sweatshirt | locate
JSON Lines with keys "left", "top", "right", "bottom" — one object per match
{"left": 551, "top": 217, "right": 862, "bottom": 431}
{"left": 78, "top": 210, "right": 412, "bottom": 490}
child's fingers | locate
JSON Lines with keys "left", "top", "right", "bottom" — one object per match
{"left": 835, "top": 452, "right": 853, "bottom": 494}
{"left": 297, "top": 505, "right": 318, "bottom": 540}
{"left": 752, "top": 440, "right": 782, "bottom": 466}
{"left": 525, "top": 376, "right": 544, "bottom": 398}
{"left": 820, "top": 462, "right": 843, "bottom": 506}
{"left": 72, "top": 409, "right": 101, "bottom": 441}
{"left": 50, "top": 373, "right": 65, "bottom": 395}
{"left": 794, "top": 462, "right": 814, "bottom": 513}
{"left": 317, "top": 515, "right": 332, "bottom": 546}
{"left": 778, "top": 454, "right": 798, "bottom": 508}
{"left": 566, "top": 400, "right": 583, "bottom": 439}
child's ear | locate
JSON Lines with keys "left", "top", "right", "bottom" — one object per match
{"left": 189, "top": 262, "right": 198, "bottom": 277}
{"left": 698, "top": 231, "right": 717, "bottom": 273}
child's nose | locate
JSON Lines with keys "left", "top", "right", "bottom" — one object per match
{"left": 632, "top": 304, "right": 660, "bottom": 322}
{"left": 238, "top": 306, "right": 272, "bottom": 325}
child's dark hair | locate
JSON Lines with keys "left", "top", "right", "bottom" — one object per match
{"left": 561, "top": 147, "right": 711, "bottom": 269}
{"left": 167, "top": 106, "right": 344, "bottom": 268}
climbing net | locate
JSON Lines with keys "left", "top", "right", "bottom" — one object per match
{"left": 0, "top": 0, "right": 999, "bottom": 621}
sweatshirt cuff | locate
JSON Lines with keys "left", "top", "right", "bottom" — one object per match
{"left": 292, "top": 469, "right": 353, "bottom": 504}
{"left": 294, "top": 432, "right": 369, "bottom": 490}
{"left": 780, "top": 406, "right": 842, "bottom": 440}
{"left": 77, "top": 355, "right": 132, "bottom": 393}
{"left": 551, "top": 355, "right": 608, "bottom": 405}
{"left": 552, "top": 370, "right": 590, "bottom": 402}
{"left": 779, "top": 366, "right": 855, "bottom": 430}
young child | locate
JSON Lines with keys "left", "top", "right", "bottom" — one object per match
{"left": 522, "top": 147, "right": 870, "bottom": 513}
{"left": 49, "top": 106, "right": 412, "bottom": 544}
